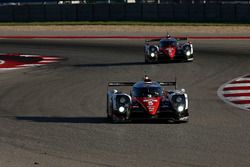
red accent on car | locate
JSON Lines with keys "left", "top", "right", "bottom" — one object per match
{"left": 136, "top": 97, "right": 161, "bottom": 115}
{"left": 161, "top": 46, "right": 176, "bottom": 60}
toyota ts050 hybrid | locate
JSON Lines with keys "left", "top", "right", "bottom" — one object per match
{"left": 144, "top": 35, "right": 193, "bottom": 63}
{"left": 107, "top": 76, "right": 189, "bottom": 123}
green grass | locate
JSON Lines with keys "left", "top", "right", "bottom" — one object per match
{"left": 0, "top": 21, "right": 250, "bottom": 26}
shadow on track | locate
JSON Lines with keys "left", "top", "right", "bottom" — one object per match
{"left": 16, "top": 116, "right": 184, "bottom": 124}
{"left": 73, "top": 62, "right": 146, "bottom": 68}
{"left": 73, "top": 61, "right": 187, "bottom": 68}
{"left": 16, "top": 116, "right": 108, "bottom": 124}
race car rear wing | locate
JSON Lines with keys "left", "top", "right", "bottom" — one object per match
{"left": 158, "top": 81, "right": 176, "bottom": 86}
{"left": 176, "top": 37, "right": 188, "bottom": 41}
{"left": 108, "top": 82, "right": 136, "bottom": 87}
{"left": 108, "top": 81, "right": 177, "bottom": 89}
{"left": 145, "top": 37, "right": 188, "bottom": 43}
{"left": 158, "top": 81, "right": 177, "bottom": 89}
{"left": 145, "top": 38, "right": 161, "bottom": 42}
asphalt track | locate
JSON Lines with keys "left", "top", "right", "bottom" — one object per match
{"left": 0, "top": 38, "right": 250, "bottom": 167}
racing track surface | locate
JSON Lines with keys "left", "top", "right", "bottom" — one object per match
{"left": 0, "top": 38, "right": 250, "bottom": 167}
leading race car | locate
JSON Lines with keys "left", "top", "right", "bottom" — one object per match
{"left": 144, "top": 35, "right": 194, "bottom": 63}
{"left": 107, "top": 76, "right": 189, "bottom": 123}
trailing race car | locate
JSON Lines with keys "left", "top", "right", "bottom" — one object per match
{"left": 107, "top": 76, "right": 189, "bottom": 123}
{"left": 144, "top": 35, "right": 193, "bottom": 63}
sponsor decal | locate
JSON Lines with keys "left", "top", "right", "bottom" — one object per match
{"left": 161, "top": 46, "right": 176, "bottom": 59}
{"left": 218, "top": 74, "right": 250, "bottom": 111}
{"left": 0, "top": 54, "right": 61, "bottom": 72}
{"left": 137, "top": 97, "right": 160, "bottom": 115}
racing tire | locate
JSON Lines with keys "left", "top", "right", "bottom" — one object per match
{"left": 106, "top": 96, "right": 111, "bottom": 120}
{"left": 175, "top": 120, "right": 189, "bottom": 124}
{"left": 107, "top": 109, "right": 111, "bottom": 120}
{"left": 110, "top": 111, "right": 130, "bottom": 123}
{"left": 176, "top": 117, "right": 189, "bottom": 123}
{"left": 145, "top": 54, "right": 158, "bottom": 64}
{"left": 186, "top": 55, "right": 194, "bottom": 62}
{"left": 111, "top": 111, "right": 120, "bottom": 123}
{"left": 145, "top": 56, "right": 158, "bottom": 64}
{"left": 145, "top": 55, "right": 149, "bottom": 64}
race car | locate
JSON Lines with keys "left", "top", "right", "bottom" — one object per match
{"left": 144, "top": 35, "right": 193, "bottom": 63}
{"left": 107, "top": 76, "right": 189, "bottom": 123}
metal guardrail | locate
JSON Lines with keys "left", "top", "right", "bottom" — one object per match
{"left": 0, "top": 3, "right": 249, "bottom": 23}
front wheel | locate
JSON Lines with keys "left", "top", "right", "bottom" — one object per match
{"left": 106, "top": 97, "right": 112, "bottom": 120}
{"left": 145, "top": 54, "right": 158, "bottom": 64}
{"left": 145, "top": 54, "right": 149, "bottom": 63}
{"left": 186, "top": 54, "right": 194, "bottom": 62}
{"left": 111, "top": 112, "right": 122, "bottom": 123}
{"left": 176, "top": 116, "right": 189, "bottom": 123}
{"left": 110, "top": 111, "right": 131, "bottom": 123}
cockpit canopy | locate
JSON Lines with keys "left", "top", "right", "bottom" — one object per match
{"left": 159, "top": 39, "right": 177, "bottom": 48}
{"left": 132, "top": 86, "right": 163, "bottom": 97}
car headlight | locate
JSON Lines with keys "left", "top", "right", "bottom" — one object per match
{"left": 176, "top": 96, "right": 183, "bottom": 103}
{"left": 177, "top": 105, "right": 184, "bottom": 112}
{"left": 118, "top": 106, "right": 125, "bottom": 113}
{"left": 150, "top": 53, "right": 155, "bottom": 57}
{"left": 150, "top": 46, "right": 156, "bottom": 52}
{"left": 186, "top": 50, "right": 191, "bottom": 56}
{"left": 119, "top": 97, "right": 126, "bottom": 103}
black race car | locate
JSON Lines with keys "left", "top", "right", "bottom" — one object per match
{"left": 107, "top": 76, "right": 189, "bottom": 123}
{"left": 144, "top": 35, "right": 194, "bottom": 63}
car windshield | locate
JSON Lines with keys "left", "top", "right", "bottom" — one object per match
{"left": 132, "top": 87, "right": 163, "bottom": 97}
{"left": 160, "top": 40, "right": 177, "bottom": 48}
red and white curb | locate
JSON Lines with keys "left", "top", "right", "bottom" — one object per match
{"left": 0, "top": 53, "right": 61, "bottom": 72}
{"left": 217, "top": 74, "right": 250, "bottom": 111}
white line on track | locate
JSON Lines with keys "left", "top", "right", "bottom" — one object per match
{"left": 222, "top": 90, "right": 250, "bottom": 94}
{"left": 237, "top": 104, "right": 250, "bottom": 109}
{"left": 225, "top": 96, "right": 250, "bottom": 101}
{"left": 42, "top": 57, "right": 61, "bottom": 60}
{"left": 19, "top": 64, "right": 42, "bottom": 67}
{"left": 224, "top": 83, "right": 250, "bottom": 87}
{"left": 235, "top": 78, "right": 250, "bottom": 81}
{"left": 0, "top": 68, "right": 19, "bottom": 71}
{"left": 39, "top": 60, "right": 58, "bottom": 63}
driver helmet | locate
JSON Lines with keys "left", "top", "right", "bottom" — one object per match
{"left": 144, "top": 75, "right": 151, "bottom": 82}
